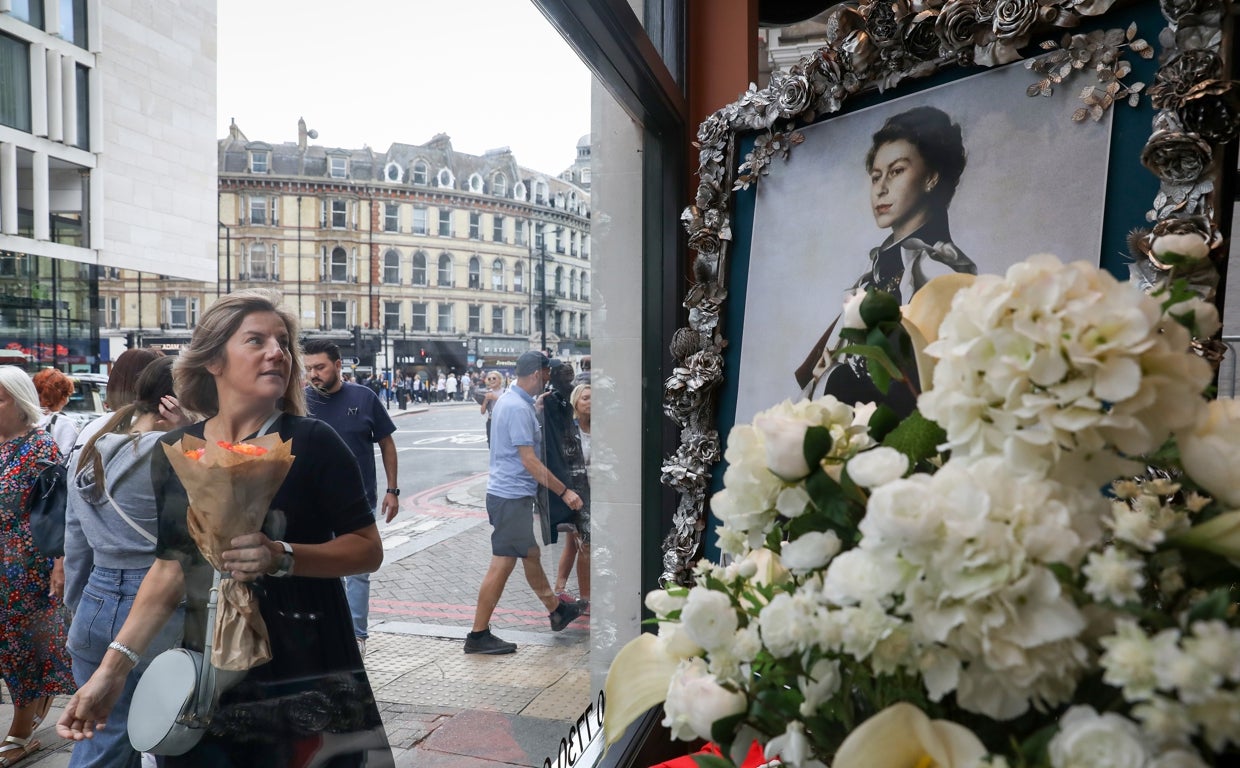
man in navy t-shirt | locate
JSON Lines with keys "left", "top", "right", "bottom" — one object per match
{"left": 304, "top": 339, "right": 399, "bottom": 657}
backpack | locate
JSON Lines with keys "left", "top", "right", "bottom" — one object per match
{"left": 27, "top": 457, "right": 68, "bottom": 556}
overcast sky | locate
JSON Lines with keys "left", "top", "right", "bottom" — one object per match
{"left": 216, "top": 1, "right": 591, "bottom": 175}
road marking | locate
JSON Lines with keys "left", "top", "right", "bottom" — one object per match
{"left": 396, "top": 446, "right": 489, "bottom": 452}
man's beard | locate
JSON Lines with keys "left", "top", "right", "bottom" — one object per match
{"left": 312, "top": 371, "right": 340, "bottom": 393}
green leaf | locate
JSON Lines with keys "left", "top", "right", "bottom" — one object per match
{"left": 868, "top": 355, "right": 893, "bottom": 394}
{"left": 881, "top": 410, "right": 947, "bottom": 464}
{"left": 803, "top": 425, "right": 833, "bottom": 470}
{"left": 867, "top": 404, "right": 901, "bottom": 443}
{"left": 1187, "top": 588, "right": 1234, "bottom": 624}
{"left": 860, "top": 290, "right": 901, "bottom": 326}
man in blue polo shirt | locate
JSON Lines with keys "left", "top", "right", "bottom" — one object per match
{"left": 304, "top": 339, "right": 400, "bottom": 657}
{"left": 465, "top": 350, "right": 586, "bottom": 654}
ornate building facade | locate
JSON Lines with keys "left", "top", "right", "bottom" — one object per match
{"left": 101, "top": 121, "right": 591, "bottom": 378}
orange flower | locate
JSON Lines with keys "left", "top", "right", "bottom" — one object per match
{"left": 216, "top": 441, "right": 268, "bottom": 456}
{"left": 185, "top": 447, "right": 206, "bottom": 460}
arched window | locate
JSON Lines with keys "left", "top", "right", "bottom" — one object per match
{"left": 554, "top": 265, "right": 565, "bottom": 297}
{"left": 330, "top": 247, "right": 348, "bottom": 282}
{"left": 534, "top": 263, "right": 545, "bottom": 293}
{"left": 436, "top": 168, "right": 454, "bottom": 188}
{"left": 468, "top": 256, "right": 481, "bottom": 289}
{"left": 412, "top": 251, "right": 427, "bottom": 286}
{"left": 249, "top": 243, "right": 268, "bottom": 279}
{"left": 383, "top": 249, "right": 400, "bottom": 284}
{"left": 438, "top": 253, "right": 454, "bottom": 286}
{"left": 491, "top": 172, "right": 507, "bottom": 197}
{"left": 411, "top": 161, "right": 428, "bottom": 185}
{"left": 513, "top": 181, "right": 527, "bottom": 202}
{"left": 569, "top": 268, "right": 577, "bottom": 299}
{"left": 580, "top": 272, "right": 589, "bottom": 300}
{"left": 491, "top": 259, "right": 504, "bottom": 291}
{"left": 468, "top": 173, "right": 484, "bottom": 193}
{"left": 514, "top": 261, "right": 524, "bottom": 293}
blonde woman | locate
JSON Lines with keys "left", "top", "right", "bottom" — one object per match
{"left": 479, "top": 371, "right": 505, "bottom": 445}
{"left": 59, "top": 289, "right": 392, "bottom": 766}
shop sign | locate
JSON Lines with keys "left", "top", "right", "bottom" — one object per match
{"left": 541, "top": 690, "right": 604, "bottom": 768}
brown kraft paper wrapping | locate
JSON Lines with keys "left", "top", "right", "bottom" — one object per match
{"left": 162, "top": 432, "right": 295, "bottom": 672}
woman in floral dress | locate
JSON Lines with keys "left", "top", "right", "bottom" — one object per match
{"left": 0, "top": 367, "right": 74, "bottom": 766}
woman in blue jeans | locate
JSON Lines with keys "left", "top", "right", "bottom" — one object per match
{"left": 63, "top": 357, "right": 190, "bottom": 767}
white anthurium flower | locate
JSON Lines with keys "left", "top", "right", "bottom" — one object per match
{"left": 1152, "top": 233, "right": 1211, "bottom": 263}
{"left": 1177, "top": 398, "right": 1240, "bottom": 507}
{"left": 602, "top": 633, "right": 680, "bottom": 747}
{"left": 1173, "top": 509, "right": 1240, "bottom": 563}
{"left": 780, "top": 530, "right": 842, "bottom": 573}
{"left": 847, "top": 446, "right": 910, "bottom": 489}
{"left": 680, "top": 588, "right": 739, "bottom": 652}
{"left": 753, "top": 410, "right": 812, "bottom": 481}
{"left": 1047, "top": 706, "right": 1149, "bottom": 768}
{"left": 660, "top": 657, "right": 748, "bottom": 742}
{"left": 900, "top": 271, "right": 977, "bottom": 388}
{"left": 832, "top": 703, "right": 988, "bottom": 768}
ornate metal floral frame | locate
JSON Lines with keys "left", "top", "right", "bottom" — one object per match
{"left": 658, "top": 0, "right": 1237, "bottom": 585}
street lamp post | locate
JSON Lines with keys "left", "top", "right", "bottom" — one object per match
{"left": 539, "top": 244, "right": 548, "bottom": 353}
{"left": 218, "top": 221, "right": 232, "bottom": 294}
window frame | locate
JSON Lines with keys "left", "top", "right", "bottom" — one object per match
{"left": 384, "top": 203, "right": 400, "bottom": 233}
{"left": 383, "top": 249, "right": 401, "bottom": 285}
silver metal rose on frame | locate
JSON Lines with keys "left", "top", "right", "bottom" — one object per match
{"left": 1141, "top": 129, "right": 1215, "bottom": 185}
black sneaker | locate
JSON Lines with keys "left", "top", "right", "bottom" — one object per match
{"left": 550, "top": 600, "right": 586, "bottom": 632}
{"left": 464, "top": 630, "right": 517, "bottom": 655}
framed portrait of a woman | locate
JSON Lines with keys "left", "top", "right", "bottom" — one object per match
{"left": 658, "top": 0, "right": 1237, "bottom": 583}
{"left": 733, "top": 62, "right": 1115, "bottom": 424}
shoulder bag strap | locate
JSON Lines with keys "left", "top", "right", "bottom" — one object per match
{"left": 96, "top": 434, "right": 157, "bottom": 545}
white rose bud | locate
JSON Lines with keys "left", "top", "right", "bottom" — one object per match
{"left": 846, "top": 446, "right": 909, "bottom": 488}
{"left": 842, "top": 289, "right": 867, "bottom": 330}
{"left": 780, "top": 530, "right": 842, "bottom": 572}
{"left": 1152, "top": 233, "right": 1211, "bottom": 263}
{"left": 754, "top": 411, "right": 811, "bottom": 480}
{"left": 1178, "top": 398, "right": 1240, "bottom": 506}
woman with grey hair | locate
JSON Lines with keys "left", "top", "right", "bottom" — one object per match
{"left": 58, "top": 290, "right": 392, "bottom": 766}
{"left": 0, "top": 366, "right": 74, "bottom": 766}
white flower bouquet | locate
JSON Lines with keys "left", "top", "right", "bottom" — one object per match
{"left": 605, "top": 254, "right": 1240, "bottom": 768}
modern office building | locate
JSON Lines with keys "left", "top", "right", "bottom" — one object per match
{"left": 0, "top": 0, "right": 216, "bottom": 370}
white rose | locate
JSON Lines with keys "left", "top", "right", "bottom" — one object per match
{"left": 846, "top": 446, "right": 909, "bottom": 488}
{"left": 822, "top": 549, "right": 906, "bottom": 606}
{"left": 680, "top": 588, "right": 739, "bottom": 652}
{"left": 842, "top": 288, "right": 867, "bottom": 330}
{"left": 753, "top": 410, "right": 812, "bottom": 480}
{"left": 781, "top": 530, "right": 842, "bottom": 572}
{"left": 776, "top": 485, "right": 812, "bottom": 518}
{"left": 1152, "top": 233, "right": 1210, "bottom": 262}
{"left": 1048, "top": 706, "right": 1148, "bottom": 768}
{"left": 1178, "top": 398, "right": 1240, "bottom": 506}
{"left": 1165, "top": 295, "right": 1221, "bottom": 338}
{"left": 657, "top": 621, "right": 704, "bottom": 660}
{"left": 661, "top": 658, "right": 748, "bottom": 742}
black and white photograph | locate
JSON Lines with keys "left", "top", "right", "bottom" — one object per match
{"left": 733, "top": 61, "right": 1114, "bottom": 424}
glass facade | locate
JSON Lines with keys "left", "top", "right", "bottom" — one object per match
{"left": 0, "top": 254, "right": 100, "bottom": 371}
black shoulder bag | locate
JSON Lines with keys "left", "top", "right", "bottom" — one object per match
{"left": 20, "top": 422, "right": 70, "bottom": 557}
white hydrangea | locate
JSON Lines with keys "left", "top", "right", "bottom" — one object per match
{"left": 1099, "top": 620, "right": 1182, "bottom": 701}
{"left": 1183, "top": 620, "right": 1240, "bottom": 683}
{"left": 1106, "top": 496, "right": 1171, "bottom": 551}
{"left": 1187, "top": 690, "right": 1240, "bottom": 752}
{"left": 1131, "top": 695, "right": 1195, "bottom": 749}
{"left": 1082, "top": 547, "right": 1147, "bottom": 605}
{"left": 919, "top": 254, "right": 1211, "bottom": 489}
{"left": 1047, "top": 706, "right": 1148, "bottom": 768}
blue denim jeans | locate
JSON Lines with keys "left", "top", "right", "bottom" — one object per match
{"left": 344, "top": 505, "right": 378, "bottom": 640}
{"left": 66, "top": 566, "right": 186, "bottom": 768}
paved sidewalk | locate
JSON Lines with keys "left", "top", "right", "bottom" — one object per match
{"left": 4, "top": 433, "right": 595, "bottom": 768}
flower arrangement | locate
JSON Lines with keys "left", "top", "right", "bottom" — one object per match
{"left": 606, "top": 254, "right": 1239, "bottom": 767}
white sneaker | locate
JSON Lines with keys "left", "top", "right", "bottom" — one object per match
{"left": 356, "top": 637, "right": 367, "bottom": 657}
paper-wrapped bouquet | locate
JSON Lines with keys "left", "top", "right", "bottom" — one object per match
{"left": 162, "top": 433, "right": 295, "bottom": 671}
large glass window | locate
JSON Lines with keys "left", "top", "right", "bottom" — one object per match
{"left": 513, "top": 307, "right": 525, "bottom": 335}
{"left": 437, "top": 302, "right": 453, "bottom": 332}
{"left": 74, "top": 64, "right": 89, "bottom": 150}
{"left": 492, "top": 215, "right": 504, "bottom": 242}
{"left": 411, "top": 251, "right": 427, "bottom": 285}
{"left": 329, "top": 247, "right": 348, "bottom": 282}
{"left": 412, "top": 161, "right": 428, "bottom": 185}
{"left": 438, "top": 208, "right": 452, "bottom": 237}
{"left": 491, "top": 259, "right": 504, "bottom": 291}
{"left": 468, "top": 256, "right": 480, "bottom": 289}
{"left": 9, "top": 0, "right": 43, "bottom": 29}
{"left": 491, "top": 305, "right": 504, "bottom": 334}
{"left": 514, "top": 261, "right": 524, "bottom": 293}
{"left": 384, "top": 301, "right": 400, "bottom": 331}
{"left": 249, "top": 243, "right": 274, "bottom": 279}
{"left": 59, "top": 0, "right": 88, "bottom": 48}
{"left": 330, "top": 156, "right": 347, "bottom": 179}
{"left": 384, "top": 203, "right": 399, "bottom": 232}
{"left": 411, "top": 302, "right": 427, "bottom": 332}
{"left": 0, "top": 34, "right": 32, "bottom": 132}
{"left": 383, "top": 249, "right": 400, "bottom": 284}
{"left": 412, "top": 207, "right": 427, "bottom": 235}
{"left": 330, "top": 300, "right": 348, "bottom": 329}
{"left": 468, "top": 211, "right": 480, "bottom": 239}
{"left": 331, "top": 200, "right": 347, "bottom": 229}
{"left": 249, "top": 197, "right": 267, "bottom": 225}
{"left": 468, "top": 304, "right": 481, "bottom": 333}
{"left": 167, "top": 297, "right": 198, "bottom": 329}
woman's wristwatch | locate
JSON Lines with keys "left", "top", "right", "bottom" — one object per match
{"left": 268, "top": 540, "right": 294, "bottom": 578}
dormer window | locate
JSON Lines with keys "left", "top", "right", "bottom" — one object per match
{"left": 250, "top": 151, "right": 269, "bottom": 174}
{"left": 384, "top": 161, "right": 402, "bottom": 183}
{"left": 468, "top": 173, "right": 484, "bottom": 193}
{"left": 330, "top": 155, "right": 348, "bottom": 179}
{"left": 491, "top": 173, "right": 507, "bottom": 197}
{"left": 436, "top": 168, "right": 454, "bottom": 188}
{"left": 411, "top": 160, "right": 428, "bottom": 185}
{"left": 513, "top": 181, "right": 527, "bottom": 202}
